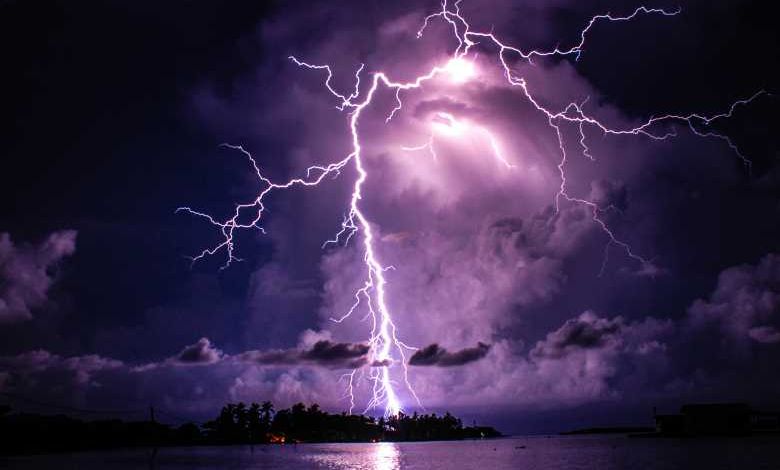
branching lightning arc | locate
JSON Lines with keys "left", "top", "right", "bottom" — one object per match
{"left": 178, "top": 0, "right": 763, "bottom": 416}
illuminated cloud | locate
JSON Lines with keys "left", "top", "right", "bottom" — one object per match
{"left": 2, "top": 248, "right": 778, "bottom": 419}
{"left": 124, "top": 0, "right": 776, "bottom": 417}
{"left": 174, "top": 337, "right": 224, "bottom": 365}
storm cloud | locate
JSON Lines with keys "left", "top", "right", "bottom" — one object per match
{"left": 409, "top": 342, "right": 491, "bottom": 367}
{"left": 174, "top": 337, "right": 224, "bottom": 365}
{"left": 0, "top": 349, "right": 123, "bottom": 396}
{"left": 0, "top": 231, "right": 76, "bottom": 323}
{"left": 132, "top": 335, "right": 371, "bottom": 371}
{"left": 237, "top": 340, "right": 370, "bottom": 369}
{"left": 1, "top": 0, "right": 777, "bottom": 433}
{"left": 688, "top": 253, "right": 780, "bottom": 345}
{"left": 530, "top": 312, "right": 624, "bottom": 359}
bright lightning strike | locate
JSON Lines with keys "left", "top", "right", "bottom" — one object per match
{"left": 180, "top": 0, "right": 762, "bottom": 417}
{"left": 404, "top": 112, "right": 514, "bottom": 169}
{"left": 444, "top": 57, "right": 477, "bottom": 83}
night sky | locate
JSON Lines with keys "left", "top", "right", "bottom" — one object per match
{"left": 1, "top": 0, "right": 778, "bottom": 434}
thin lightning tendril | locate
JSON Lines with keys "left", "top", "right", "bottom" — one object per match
{"left": 179, "top": 0, "right": 762, "bottom": 416}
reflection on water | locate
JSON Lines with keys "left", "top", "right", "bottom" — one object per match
{"left": 304, "top": 442, "right": 400, "bottom": 470}
{"left": 373, "top": 442, "right": 400, "bottom": 470}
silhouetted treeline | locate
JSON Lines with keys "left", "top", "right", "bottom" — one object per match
{"left": 0, "top": 402, "right": 500, "bottom": 455}
{"left": 203, "top": 401, "right": 499, "bottom": 443}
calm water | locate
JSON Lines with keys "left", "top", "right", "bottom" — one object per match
{"left": 2, "top": 436, "right": 779, "bottom": 469}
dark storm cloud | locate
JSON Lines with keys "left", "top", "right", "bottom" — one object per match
{"left": 0, "top": 231, "right": 76, "bottom": 323}
{"left": 132, "top": 337, "right": 225, "bottom": 371}
{"left": 514, "top": 254, "right": 780, "bottom": 407}
{"left": 0, "top": 349, "right": 122, "bottom": 393}
{"left": 237, "top": 340, "right": 370, "bottom": 369}
{"left": 174, "top": 337, "right": 223, "bottom": 364}
{"left": 531, "top": 312, "right": 623, "bottom": 359}
{"left": 409, "top": 342, "right": 491, "bottom": 367}
{"left": 133, "top": 337, "right": 369, "bottom": 370}
{"left": 302, "top": 340, "right": 370, "bottom": 364}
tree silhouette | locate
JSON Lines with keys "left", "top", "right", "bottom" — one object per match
{"left": 0, "top": 401, "right": 500, "bottom": 454}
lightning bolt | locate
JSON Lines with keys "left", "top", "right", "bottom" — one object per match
{"left": 179, "top": 0, "right": 762, "bottom": 416}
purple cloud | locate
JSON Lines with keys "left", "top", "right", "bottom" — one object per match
{"left": 0, "top": 230, "right": 77, "bottom": 323}
{"left": 688, "top": 253, "right": 780, "bottom": 345}
{"left": 748, "top": 326, "right": 780, "bottom": 344}
{"left": 0, "top": 349, "right": 122, "bottom": 393}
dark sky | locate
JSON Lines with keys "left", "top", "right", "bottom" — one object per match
{"left": 1, "top": 0, "right": 778, "bottom": 433}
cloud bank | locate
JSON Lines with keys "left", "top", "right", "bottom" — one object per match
{"left": 4, "top": 253, "right": 776, "bottom": 416}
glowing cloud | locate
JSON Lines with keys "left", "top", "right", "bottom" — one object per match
{"left": 444, "top": 57, "right": 477, "bottom": 84}
{"left": 430, "top": 112, "right": 466, "bottom": 137}
{"left": 180, "top": 0, "right": 761, "bottom": 417}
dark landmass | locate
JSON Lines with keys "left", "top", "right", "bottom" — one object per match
{"left": 560, "top": 426, "right": 654, "bottom": 435}
{"left": 0, "top": 402, "right": 501, "bottom": 455}
{"left": 561, "top": 403, "right": 780, "bottom": 439}
{"left": 649, "top": 403, "right": 780, "bottom": 438}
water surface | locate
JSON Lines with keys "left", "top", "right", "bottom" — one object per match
{"left": 2, "top": 436, "right": 778, "bottom": 469}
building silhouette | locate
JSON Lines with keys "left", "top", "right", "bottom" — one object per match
{"left": 654, "top": 403, "right": 779, "bottom": 437}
